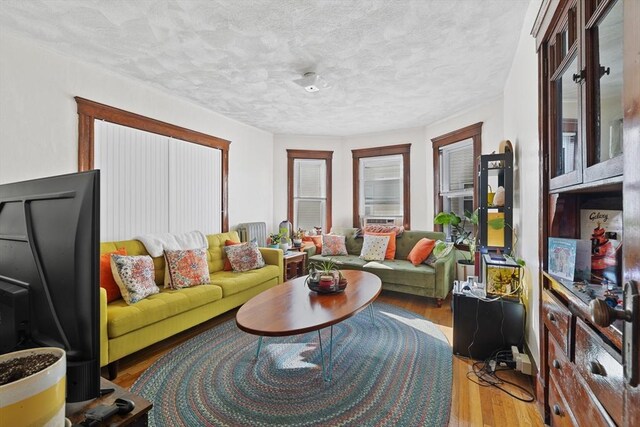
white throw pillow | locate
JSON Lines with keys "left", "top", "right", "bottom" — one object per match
{"left": 359, "top": 235, "right": 390, "bottom": 261}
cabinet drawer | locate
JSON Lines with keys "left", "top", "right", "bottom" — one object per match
{"left": 547, "top": 334, "right": 611, "bottom": 427}
{"left": 575, "top": 318, "right": 623, "bottom": 426}
{"left": 542, "top": 290, "right": 570, "bottom": 353}
{"left": 549, "top": 378, "right": 575, "bottom": 427}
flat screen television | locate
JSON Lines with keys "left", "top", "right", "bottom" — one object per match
{"left": 0, "top": 170, "right": 100, "bottom": 402}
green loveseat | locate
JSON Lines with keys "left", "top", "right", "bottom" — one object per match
{"left": 99, "top": 231, "right": 283, "bottom": 378}
{"left": 308, "top": 229, "right": 455, "bottom": 306}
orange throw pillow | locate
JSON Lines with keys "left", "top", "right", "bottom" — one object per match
{"left": 224, "top": 239, "right": 241, "bottom": 271}
{"left": 407, "top": 238, "right": 436, "bottom": 266}
{"left": 100, "top": 247, "right": 127, "bottom": 302}
{"left": 302, "top": 235, "right": 323, "bottom": 252}
{"left": 365, "top": 231, "right": 396, "bottom": 260}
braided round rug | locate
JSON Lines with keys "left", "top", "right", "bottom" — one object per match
{"left": 131, "top": 302, "right": 452, "bottom": 427}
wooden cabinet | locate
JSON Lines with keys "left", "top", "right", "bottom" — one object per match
{"left": 534, "top": 0, "right": 640, "bottom": 425}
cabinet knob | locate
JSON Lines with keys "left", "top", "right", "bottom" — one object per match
{"left": 552, "top": 359, "right": 561, "bottom": 369}
{"left": 547, "top": 312, "right": 556, "bottom": 322}
{"left": 590, "top": 298, "right": 632, "bottom": 327}
{"left": 553, "top": 404, "right": 562, "bottom": 416}
{"left": 589, "top": 361, "right": 606, "bottom": 376}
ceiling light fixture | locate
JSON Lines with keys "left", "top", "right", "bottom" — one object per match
{"left": 293, "top": 72, "right": 330, "bottom": 93}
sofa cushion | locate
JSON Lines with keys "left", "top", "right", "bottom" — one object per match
{"left": 106, "top": 284, "right": 223, "bottom": 337}
{"left": 310, "top": 254, "right": 367, "bottom": 268}
{"left": 367, "top": 260, "right": 436, "bottom": 291}
{"left": 206, "top": 231, "right": 241, "bottom": 274}
{"left": 110, "top": 254, "right": 160, "bottom": 304}
{"left": 321, "top": 234, "right": 348, "bottom": 256}
{"left": 210, "top": 265, "right": 280, "bottom": 297}
{"left": 100, "top": 247, "right": 127, "bottom": 302}
{"left": 164, "top": 248, "right": 211, "bottom": 289}
{"left": 359, "top": 234, "right": 390, "bottom": 261}
{"left": 224, "top": 241, "right": 265, "bottom": 272}
{"left": 407, "top": 238, "right": 437, "bottom": 266}
{"left": 364, "top": 231, "right": 396, "bottom": 260}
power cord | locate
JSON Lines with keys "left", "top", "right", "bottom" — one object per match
{"left": 465, "top": 349, "right": 535, "bottom": 403}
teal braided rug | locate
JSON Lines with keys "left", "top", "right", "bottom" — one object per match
{"left": 131, "top": 302, "right": 452, "bottom": 426}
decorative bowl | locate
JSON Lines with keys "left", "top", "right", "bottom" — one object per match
{"left": 306, "top": 275, "right": 348, "bottom": 294}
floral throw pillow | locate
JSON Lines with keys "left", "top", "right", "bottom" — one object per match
{"left": 321, "top": 234, "right": 348, "bottom": 256}
{"left": 359, "top": 234, "right": 390, "bottom": 261}
{"left": 224, "top": 241, "right": 265, "bottom": 272}
{"left": 164, "top": 248, "right": 211, "bottom": 289}
{"left": 424, "top": 240, "right": 455, "bottom": 266}
{"left": 110, "top": 255, "right": 159, "bottom": 304}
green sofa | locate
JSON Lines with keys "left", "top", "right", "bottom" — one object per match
{"left": 99, "top": 231, "right": 283, "bottom": 378}
{"left": 308, "top": 229, "right": 455, "bottom": 306}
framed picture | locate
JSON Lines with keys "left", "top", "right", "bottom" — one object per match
{"left": 548, "top": 238, "right": 591, "bottom": 281}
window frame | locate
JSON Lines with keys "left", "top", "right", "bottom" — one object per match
{"left": 76, "top": 97, "right": 230, "bottom": 232}
{"left": 352, "top": 144, "right": 411, "bottom": 229}
{"left": 287, "top": 149, "right": 333, "bottom": 233}
{"left": 431, "top": 122, "right": 482, "bottom": 235}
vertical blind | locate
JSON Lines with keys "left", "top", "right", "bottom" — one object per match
{"left": 359, "top": 155, "right": 403, "bottom": 219}
{"left": 94, "top": 121, "right": 221, "bottom": 241}
{"left": 293, "top": 159, "right": 326, "bottom": 231}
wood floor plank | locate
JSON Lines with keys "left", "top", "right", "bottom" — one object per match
{"left": 105, "top": 290, "right": 543, "bottom": 426}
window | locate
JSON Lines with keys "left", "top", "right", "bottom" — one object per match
{"left": 287, "top": 150, "right": 332, "bottom": 233}
{"left": 76, "top": 97, "right": 230, "bottom": 236}
{"left": 352, "top": 144, "right": 410, "bottom": 229}
{"left": 432, "top": 123, "right": 482, "bottom": 241}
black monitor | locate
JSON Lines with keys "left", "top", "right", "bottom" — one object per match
{"left": 0, "top": 170, "right": 100, "bottom": 402}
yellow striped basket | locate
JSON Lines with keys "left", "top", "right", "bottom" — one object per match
{"left": 0, "top": 347, "right": 66, "bottom": 427}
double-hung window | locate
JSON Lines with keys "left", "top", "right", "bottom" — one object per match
{"left": 439, "top": 139, "right": 474, "bottom": 240}
{"left": 287, "top": 150, "right": 332, "bottom": 233}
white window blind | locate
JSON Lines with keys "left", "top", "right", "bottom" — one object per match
{"left": 439, "top": 138, "right": 474, "bottom": 240}
{"left": 293, "top": 159, "right": 326, "bottom": 231}
{"left": 359, "top": 155, "right": 403, "bottom": 220}
{"left": 94, "top": 121, "right": 221, "bottom": 241}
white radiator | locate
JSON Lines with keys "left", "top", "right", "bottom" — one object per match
{"left": 236, "top": 222, "right": 267, "bottom": 247}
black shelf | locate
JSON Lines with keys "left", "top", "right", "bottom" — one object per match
{"left": 477, "top": 152, "right": 513, "bottom": 254}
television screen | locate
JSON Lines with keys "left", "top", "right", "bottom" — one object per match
{"left": 0, "top": 170, "right": 100, "bottom": 402}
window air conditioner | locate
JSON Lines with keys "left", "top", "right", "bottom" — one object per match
{"left": 363, "top": 217, "right": 397, "bottom": 227}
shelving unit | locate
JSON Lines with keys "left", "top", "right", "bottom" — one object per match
{"left": 477, "top": 152, "right": 513, "bottom": 255}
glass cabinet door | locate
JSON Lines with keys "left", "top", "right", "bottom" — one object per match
{"left": 584, "top": 0, "right": 624, "bottom": 181}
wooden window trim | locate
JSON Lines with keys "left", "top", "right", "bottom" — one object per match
{"left": 351, "top": 143, "right": 411, "bottom": 230}
{"left": 431, "top": 122, "right": 482, "bottom": 233}
{"left": 286, "top": 149, "right": 333, "bottom": 233}
{"left": 75, "top": 97, "right": 231, "bottom": 232}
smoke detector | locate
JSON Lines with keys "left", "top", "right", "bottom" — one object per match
{"left": 293, "top": 72, "right": 330, "bottom": 93}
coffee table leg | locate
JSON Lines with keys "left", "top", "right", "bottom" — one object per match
{"left": 317, "top": 326, "right": 334, "bottom": 382}
{"left": 368, "top": 303, "right": 376, "bottom": 326}
{"left": 256, "top": 336, "right": 263, "bottom": 358}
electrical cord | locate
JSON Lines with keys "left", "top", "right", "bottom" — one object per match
{"left": 465, "top": 349, "right": 535, "bottom": 403}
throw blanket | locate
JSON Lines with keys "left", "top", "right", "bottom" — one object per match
{"left": 136, "top": 231, "right": 209, "bottom": 257}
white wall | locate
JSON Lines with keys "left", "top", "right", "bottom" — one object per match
{"left": 503, "top": 0, "right": 543, "bottom": 366}
{"left": 273, "top": 126, "right": 428, "bottom": 233}
{"left": 0, "top": 30, "right": 274, "bottom": 230}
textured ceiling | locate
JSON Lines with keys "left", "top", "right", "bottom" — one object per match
{"left": 0, "top": 0, "right": 531, "bottom": 136}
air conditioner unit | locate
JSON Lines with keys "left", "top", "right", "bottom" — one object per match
{"left": 363, "top": 217, "right": 397, "bottom": 227}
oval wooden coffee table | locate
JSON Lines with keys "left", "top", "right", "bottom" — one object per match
{"left": 236, "top": 270, "right": 381, "bottom": 381}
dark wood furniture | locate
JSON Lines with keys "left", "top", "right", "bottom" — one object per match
{"left": 533, "top": 0, "right": 640, "bottom": 425}
{"left": 235, "top": 270, "right": 381, "bottom": 337}
{"left": 66, "top": 377, "right": 152, "bottom": 426}
{"left": 283, "top": 251, "right": 307, "bottom": 281}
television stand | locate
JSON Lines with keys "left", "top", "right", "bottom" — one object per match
{"left": 66, "top": 377, "right": 152, "bottom": 426}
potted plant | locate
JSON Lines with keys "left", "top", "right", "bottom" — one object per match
{"left": 307, "top": 259, "right": 345, "bottom": 293}
{"left": 292, "top": 228, "right": 304, "bottom": 248}
{"left": 434, "top": 209, "right": 479, "bottom": 281}
{"left": 268, "top": 232, "right": 282, "bottom": 248}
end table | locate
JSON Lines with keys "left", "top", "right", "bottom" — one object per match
{"left": 283, "top": 251, "right": 307, "bottom": 281}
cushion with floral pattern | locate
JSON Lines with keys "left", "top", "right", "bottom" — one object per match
{"left": 321, "top": 234, "right": 348, "bottom": 256}
{"left": 110, "top": 254, "right": 159, "bottom": 304}
{"left": 224, "top": 241, "right": 265, "bottom": 272}
{"left": 164, "top": 248, "right": 211, "bottom": 289}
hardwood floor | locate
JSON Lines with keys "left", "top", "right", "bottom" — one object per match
{"left": 106, "top": 291, "right": 544, "bottom": 426}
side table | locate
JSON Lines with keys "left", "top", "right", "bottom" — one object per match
{"left": 283, "top": 251, "right": 307, "bottom": 281}
{"left": 66, "top": 377, "right": 152, "bottom": 426}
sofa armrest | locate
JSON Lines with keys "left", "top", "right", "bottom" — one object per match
{"left": 259, "top": 247, "right": 284, "bottom": 283}
{"left": 434, "top": 251, "right": 456, "bottom": 300}
{"left": 99, "top": 287, "right": 108, "bottom": 367}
